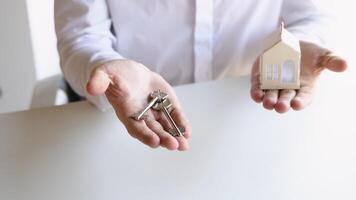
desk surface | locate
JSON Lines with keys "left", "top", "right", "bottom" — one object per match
{"left": 1, "top": 76, "right": 356, "bottom": 200}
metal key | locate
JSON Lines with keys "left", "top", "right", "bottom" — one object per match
{"left": 152, "top": 96, "right": 172, "bottom": 110}
{"left": 153, "top": 97, "right": 184, "bottom": 137}
{"left": 162, "top": 106, "right": 184, "bottom": 137}
{"left": 133, "top": 90, "right": 168, "bottom": 120}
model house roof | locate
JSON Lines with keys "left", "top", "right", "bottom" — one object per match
{"left": 263, "top": 23, "right": 301, "bottom": 53}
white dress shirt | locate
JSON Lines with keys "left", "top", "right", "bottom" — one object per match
{"left": 54, "top": 0, "right": 330, "bottom": 110}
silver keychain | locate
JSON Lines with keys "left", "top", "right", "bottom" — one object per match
{"left": 132, "top": 90, "right": 185, "bottom": 137}
{"left": 133, "top": 90, "right": 168, "bottom": 120}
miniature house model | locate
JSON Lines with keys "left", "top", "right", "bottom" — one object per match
{"left": 260, "top": 23, "right": 301, "bottom": 90}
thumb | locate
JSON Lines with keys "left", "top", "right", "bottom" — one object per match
{"left": 320, "top": 52, "right": 348, "bottom": 73}
{"left": 86, "top": 68, "right": 112, "bottom": 96}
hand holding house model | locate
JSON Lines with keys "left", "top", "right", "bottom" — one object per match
{"left": 260, "top": 23, "right": 301, "bottom": 90}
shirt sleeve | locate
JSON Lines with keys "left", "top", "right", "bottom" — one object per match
{"left": 281, "top": 0, "right": 333, "bottom": 45}
{"left": 54, "top": 0, "right": 122, "bottom": 111}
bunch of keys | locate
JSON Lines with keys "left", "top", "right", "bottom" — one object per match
{"left": 132, "top": 90, "right": 185, "bottom": 137}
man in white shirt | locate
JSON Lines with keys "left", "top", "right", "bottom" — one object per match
{"left": 55, "top": 0, "right": 347, "bottom": 151}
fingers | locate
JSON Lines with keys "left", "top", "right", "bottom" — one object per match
{"left": 175, "top": 137, "right": 189, "bottom": 151}
{"left": 250, "top": 84, "right": 265, "bottom": 103}
{"left": 250, "top": 58, "right": 265, "bottom": 103}
{"left": 259, "top": 87, "right": 313, "bottom": 112}
{"left": 121, "top": 116, "right": 161, "bottom": 149}
{"left": 86, "top": 68, "right": 112, "bottom": 96}
{"left": 119, "top": 107, "right": 189, "bottom": 151}
{"left": 275, "top": 90, "right": 297, "bottom": 113}
{"left": 263, "top": 90, "right": 279, "bottom": 110}
{"left": 154, "top": 79, "right": 192, "bottom": 150}
{"left": 319, "top": 52, "right": 348, "bottom": 72}
{"left": 169, "top": 108, "right": 190, "bottom": 151}
{"left": 144, "top": 118, "right": 179, "bottom": 151}
{"left": 156, "top": 109, "right": 189, "bottom": 151}
{"left": 170, "top": 107, "right": 192, "bottom": 139}
{"left": 291, "top": 86, "right": 314, "bottom": 111}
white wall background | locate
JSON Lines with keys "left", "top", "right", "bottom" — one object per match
{"left": 0, "top": 0, "right": 60, "bottom": 113}
{"left": 0, "top": 0, "right": 37, "bottom": 113}
{"left": 26, "top": 0, "right": 60, "bottom": 80}
{"left": 316, "top": 0, "right": 356, "bottom": 98}
{"left": 0, "top": 0, "right": 354, "bottom": 113}
{"left": 322, "top": 0, "right": 356, "bottom": 71}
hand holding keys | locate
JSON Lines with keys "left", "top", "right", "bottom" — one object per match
{"left": 132, "top": 90, "right": 185, "bottom": 137}
{"left": 87, "top": 60, "right": 190, "bottom": 150}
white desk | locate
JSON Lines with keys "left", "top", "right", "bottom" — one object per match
{"left": 1, "top": 76, "right": 356, "bottom": 200}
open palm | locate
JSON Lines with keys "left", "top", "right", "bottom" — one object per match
{"left": 87, "top": 60, "right": 192, "bottom": 151}
{"left": 251, "top": 41, "right": 347, "bottom": 113}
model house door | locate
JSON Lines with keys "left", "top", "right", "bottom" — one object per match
{"left": 282, "top": 60, "right": 295, "bottom": 83}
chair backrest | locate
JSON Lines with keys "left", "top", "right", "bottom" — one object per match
{"left": 31, "top": 74, "right": 68, "bottom": 109}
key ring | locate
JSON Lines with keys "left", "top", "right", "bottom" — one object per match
{"left": 131, "top": 90, "right": 185, "bottom": 137}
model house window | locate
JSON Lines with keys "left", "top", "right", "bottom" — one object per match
{"left": 266, "top": 64, "right": 279, "bottom": 81}
{"left": 282, "top": 60, "right": 295, "bottom": 83}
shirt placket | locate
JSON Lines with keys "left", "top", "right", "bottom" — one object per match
{"left": 194, "top": 0, "right": 214, "bottom": 82}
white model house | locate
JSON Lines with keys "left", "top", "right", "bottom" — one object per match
{"left": 260, "top": 23, "right": 301, "bottom": 90}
